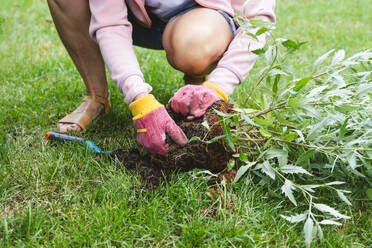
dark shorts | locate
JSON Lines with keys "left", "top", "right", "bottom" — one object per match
{"left": 128, "top": 4, "right": 237, "bottom": 50}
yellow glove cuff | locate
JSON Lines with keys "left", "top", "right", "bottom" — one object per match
{"left": 202, "top": 82, "right": 228, "bottom": 102}
{"left": 129, "top": 94, "right": 163, "bottom": 120}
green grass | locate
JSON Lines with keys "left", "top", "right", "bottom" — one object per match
{"left": 0, "top": 0, "right": 371, "bottom": 247}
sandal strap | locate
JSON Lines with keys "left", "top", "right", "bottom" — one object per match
{"left": 84, "top": 94, "right": 111, "bottom": 113}
{"left": 58, "top": 112, "right": 91, "bottom": 132}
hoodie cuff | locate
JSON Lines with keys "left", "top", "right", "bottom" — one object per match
{"left": 118, "top": 75, "right": 152, "bottom": 104}
{"left": 207, "top": 67, "right": 241, "bottom": 96}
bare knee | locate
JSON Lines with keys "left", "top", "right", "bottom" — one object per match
{"left": 163, "top": 8, "right": 233, "bottom": 75}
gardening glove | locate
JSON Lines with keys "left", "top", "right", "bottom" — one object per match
{"left": 129, "top": 94, "right": 188, "bottom": 156}
{"left": 168, "top": 82, "right": 228, "bottom": 120}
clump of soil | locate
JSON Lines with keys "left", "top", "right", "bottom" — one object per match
{"left": 110, "top": 100, "right": 235, "bottom": 189}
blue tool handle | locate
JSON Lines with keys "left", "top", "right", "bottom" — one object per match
{"left": 46, "top": 132, "right": 85, "bottom": 143}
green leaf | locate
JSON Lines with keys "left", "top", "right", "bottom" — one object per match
{"left": 242, "top": 114, "right": 260, "bottom": 127}
{"left": 260, "top": 161, "right": 276, "bottom": 179}
{"left": 336, "top": 190, "right": 352, "bottom": 206}
{"left": 281, "top": 39, "right": 306, "bottom": 51}
{"left": 293, "top": 77, "right": 312, "bottom": 92}
{"left": 212, "top": 108, "right": 234, "bottom": 117}
{"left": 325, "top": 181, "right": 345, "bottom": 186}
{"left": 313, "top": 204, "right": 350, "bottom": 219}
{"left": 259, "top": 128, "right": 272, "bottom": 138}
{"left": 288, "top": 97, "right": 304, "bottom": 108}
{"left": 272, "top": 75, "right": 280, "bottom": 97}
{"left": 249, "top": 19, "right": 271, "bottom": 28}
{"left": 331, "top": 49, "right": 345, "bottom": 66}
{"left": 348, "top": 152, "right": 358, "bottom": 169}
{"left": 282, "top": 132, "right": 298, "bottom": 141}
{"left": 339, "top": 117, "right": 349, "bottom": 140}
{"left": 280, "top": 165, "right": 312, "bottom": 175}
{"left": 296, "top": 150, "right": 315, "bottom": 165}
{"left": 366, "top": 188, "right": 372, "bottom": 200}
{"left": 281, "top": 179, "right": 297, "bottom": 206}
{"left": 252, "top": 48, "right": 266, "bottom": 55}
{"left": 265, "top": 148, "right": 288, "bottom": 166}
{"left": 224, "top": 131, "right": 235, "bottom": 152}
{"left": 254, "top": 117, "right": 272, "bottom": 126}
{"left": 201, "top": 120, "right": 210, "bottom": 130}
{"left": 280, "top": 212, "right": 308, "bottom": 223}
{"left": 233, "top": 162, "right": 256, "bottom": 183}
{"left": 304, "top": 217, "right": 314, "bottom": 247}
{"left": 319, "top": 220, "right": 342, "bottom": 226}
{"left": 239, "top": 152, "right": 249, "bottom": 163}
{"left": 205, "top": 135, "right": 226, "bottom": 144}
{"left": 313, "top": 49, "right": 335, "bottom": 70}
{"left": 189, "top": 136, "right": 202, "bottom": 142}
{"left": 256, "top": 27, "right": 268, "bottom": 36}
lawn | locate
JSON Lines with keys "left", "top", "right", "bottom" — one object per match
{"left": 0, "top": 0, "right": 371, "bottom": 247}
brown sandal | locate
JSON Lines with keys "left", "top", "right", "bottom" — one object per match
{"left": 57, "top": 95, "right": 111, "bottom": 134}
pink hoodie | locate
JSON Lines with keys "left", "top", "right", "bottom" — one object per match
{"left": 89, "top": 0, "right": 276, "bottom": 104}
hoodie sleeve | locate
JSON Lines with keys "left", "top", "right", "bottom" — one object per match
{"left": 89, "top": 0, "right": 152, "bottom": 104}
{"left": 207, "top": 0, "right": 276, "bottom": 96}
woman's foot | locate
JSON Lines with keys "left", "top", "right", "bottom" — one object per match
{"left": 57, "top": 95, "right": 110, "bottom": 133}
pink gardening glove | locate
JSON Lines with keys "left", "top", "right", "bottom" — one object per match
{"left": 133, "top": 106, "right": 187, "bottom": 156}
{"left": 168, "top": 84, "right": 223, "bottom": 120}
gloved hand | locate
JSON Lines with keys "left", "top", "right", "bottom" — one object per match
{"left": 129, "top": 94, "right": 187, "bottom": 156}
{"left": 168, "top": 82, "right": 228, "bottom": 120}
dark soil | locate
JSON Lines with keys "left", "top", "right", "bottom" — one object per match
{"left": 110, "top": 100, "right": 235, "bottom": 190}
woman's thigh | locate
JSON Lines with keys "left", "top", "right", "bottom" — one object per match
{"left": 162, "top": 7, "right": 234, "bottom": 75}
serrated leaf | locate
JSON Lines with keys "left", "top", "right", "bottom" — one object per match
{"left": 336, "top": 190, "right": 352, "bottom": 206}
{"left": 331, "top": 49, "right": 345, "bottom": 66}
{"left": 265, "top": 148, "right": 288, "bottom": 167}
{"left": 348, "top": 152, "right": 358, "bottom": 169}
{"left": 325, "top": 181, "right": 345, "bottom": 186}
{"left": 281, "top": 180, "right": 297, "bottom": 206}
{"left": 304, "top": 217, "right": 314, "bottom": 247}
{"left": 296, "top": 150, "right": 315, "bottom": 165}
{"left": 313, "top": 204, "right": 350, "bottom": 219}
{"left": 293, "top": 77, "right": 312, "bottom": 92}
{"left": 252, "top": 48, "right": 266, "bottom": 55}
{"left": 261, "top": 161, "right": 275, "bottom": 179}
{"left": 280, "top": 212, "right": 308, "bottom": 223}
{"left": 280, "top": 165, "right": 312, "bottom": 175}
{"left": 313, "top": 49, "right": 335, "bottom": 70}
{"left": 233, "top": 162, "right": 256, "bottom": 183}
{"left": 303, "top": 184, "right": 322, "bottom": 193}
{"left": 212, "top": 108, "right": 234, "bottom": 117}
{"left": 319, "top": 220, "right": 342, "bottom": 226}
{"left": 242, "top": 114, "right": 260, "bottom": 127}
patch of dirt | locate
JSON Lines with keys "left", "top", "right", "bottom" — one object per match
{"left": 110, "top": 101, "right": 235, "bottom": 190}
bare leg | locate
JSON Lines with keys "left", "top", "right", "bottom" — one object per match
{"left": 162, "top": 8, "right": 233, "bottom": 84}
{"left": 47, "top": 0, "right": 109, "bottom": 133}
